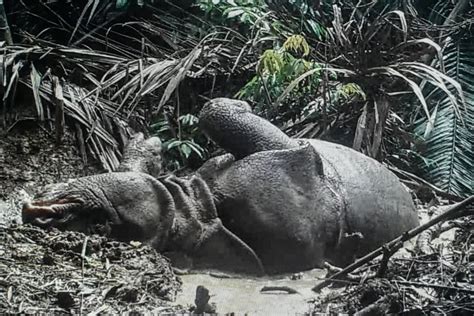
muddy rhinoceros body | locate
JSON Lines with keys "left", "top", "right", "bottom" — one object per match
{"left": 22, "top": 98, "right": 419, "bottom": 275}
{"left": 200, "top": 139, "right": 417, "bottom": 273}
{"left": 197, "top": 98, "right": 418, "bottom": 273}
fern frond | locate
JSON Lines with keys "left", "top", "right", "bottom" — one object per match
{"left": 415, "top": 37, "right": 474, "bottom": 196}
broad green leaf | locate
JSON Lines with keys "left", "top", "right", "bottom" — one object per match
{"left": 226, "top": 8, "right": 245, "bottom": 19}
{"left": 116, "top": 0, "right": 129, "bottom": 9}
{"left": 180, "top": 144, "right": 192, "bottom": 158}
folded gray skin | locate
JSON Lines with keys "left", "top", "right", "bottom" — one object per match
{"left": 23, "top": 98, "right": 419, "bottom": 275}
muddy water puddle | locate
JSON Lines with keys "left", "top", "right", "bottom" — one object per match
{"left": 175, "top": 269, "right": 327, "bottom": 315}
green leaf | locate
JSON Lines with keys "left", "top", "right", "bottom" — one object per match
{"left": 226, "top": 8, "right": 245, "bottom": 19}
{"left": 164, "top": 140, "right": 182, "bottom": 150}
{"left": 115, "top": 0, "right": 129, "bottom": 9}
{"left": 180, "top": 143, "right": 192, "bottom": 158}
{"left": 186, "top": 141, "right": 205, "bottom": 159}
{"left": 414, "top": 37, "right": 474, "bottom": 197}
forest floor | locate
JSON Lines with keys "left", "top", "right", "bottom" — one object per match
{"left": 0, "top": 122, "right": 472, "bottom": 315}
{"left": 0, "top": 224, "right": 182, "bottom": 314}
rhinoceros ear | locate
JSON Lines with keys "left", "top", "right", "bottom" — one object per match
{"left": 191, "top": 220, "right": 265, "bottom": 275}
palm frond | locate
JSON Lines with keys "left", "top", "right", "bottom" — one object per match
{"left": 272, "top": 2, "right": 466, "bottom": 159}
{"left": 1, "top": 45, "right": 130, "bottom": 171}
{"left": 414, "top": 37, "right": 474, "bottom": 196}
{"left": 1, "top": 3, "right": 254, "bottom": 171}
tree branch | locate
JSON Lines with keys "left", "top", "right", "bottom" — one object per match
{"left": 312, "top": 195, "right": 474, "bottom": 292}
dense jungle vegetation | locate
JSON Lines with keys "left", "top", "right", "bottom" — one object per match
{"left": 0, "top": 0, "right": 472, "bottom": 197}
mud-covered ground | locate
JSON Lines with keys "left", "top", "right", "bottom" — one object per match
{"left": 0, "top": 122, "right": 101, "bottom": 196}
{"left": 310, "top": 212, "right": 474, "bottom": 315}
{"left": 0, "top": 224, "right": 182, "bottom": 314}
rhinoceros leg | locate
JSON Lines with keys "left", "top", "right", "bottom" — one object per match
{"left": 210, "top": 142, "right": 343, "bottom": 274}
{"left": 162, "top": 176, "right": 265, "bottom": 275}
{"left": 199, "top": 98, "right": 298, "bottom": 159}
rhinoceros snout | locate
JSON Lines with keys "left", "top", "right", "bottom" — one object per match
{"left": 22, "top": 194, "right": 85, "bottom": 226}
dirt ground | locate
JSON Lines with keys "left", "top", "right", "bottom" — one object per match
{"left": 0, "top": 121, "right": 101, "bottom": 196}
{"left": 0, "top": 224, "right": 182, "bottom": 314}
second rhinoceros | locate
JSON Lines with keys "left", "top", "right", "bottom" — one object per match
{"left": 22, "top": 98, "right": 419, "bottom": 275}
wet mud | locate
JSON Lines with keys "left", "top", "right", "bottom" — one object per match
{"left": 0, "top": 224, "right": 181, "bottom": 314}
{"left": 176, "top": 270, "right": 328, "bottom": 315}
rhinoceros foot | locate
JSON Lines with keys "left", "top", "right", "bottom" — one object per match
{"left": 199, "top": 98, "right": 298, "bottom": 159}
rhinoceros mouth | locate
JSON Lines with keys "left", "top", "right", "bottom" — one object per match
{"left": 22, "top": 196, "right": 85, "bottom": 226}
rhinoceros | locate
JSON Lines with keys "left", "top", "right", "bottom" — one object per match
{"left": 22, "top": 98, "right": 419, "bottom": 275}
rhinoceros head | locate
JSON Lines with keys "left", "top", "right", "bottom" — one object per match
{"left": 22, "top": 173, "right": 176, "bottom": 248}
{"left": 22, "top": 172, "right": 264, "bottom": 275}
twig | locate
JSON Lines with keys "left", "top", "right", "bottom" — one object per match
{"left": 80, "top": 236, "right": 88, "bottom": 315}
{"left": 324, "top": 262, "right": 344, "bottom": 274}
{"left": 376, "top": 245, "right": 396, "bottom": 278}
{"left": 208, "top": 272, "right": 232, "bottom": 279}
{"left": 312, "top": 196, "right": 474, "bottom": 292}
{"left": 260, "top": 286, "right": 299, "bottom": 294}
{"left": 316, "top": 277, "right": 359, "bottom": 286}
{"left": 52, "top": 76, "right": 65, "bottom": 146}
{"left": 396, "top": 281, "right": 474, "bottom": 294}
{"left": 80, "top": 236, "right": 89, "bottom": 277}
{"left": 354, "top": 294, "right": 397, "bottom": 316}
{"left": 323, "top": 262, "right": 367, "bottom": 282}
{"left": 388, "top": 166, "right": 462, "bottom": 201}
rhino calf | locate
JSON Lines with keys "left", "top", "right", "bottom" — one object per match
{"left": 23, "top": 98, "right": 419, "bottom": 275}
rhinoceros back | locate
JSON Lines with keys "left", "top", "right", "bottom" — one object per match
{"left": 305, "top": 139, "right": 419, "bottom": 256}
